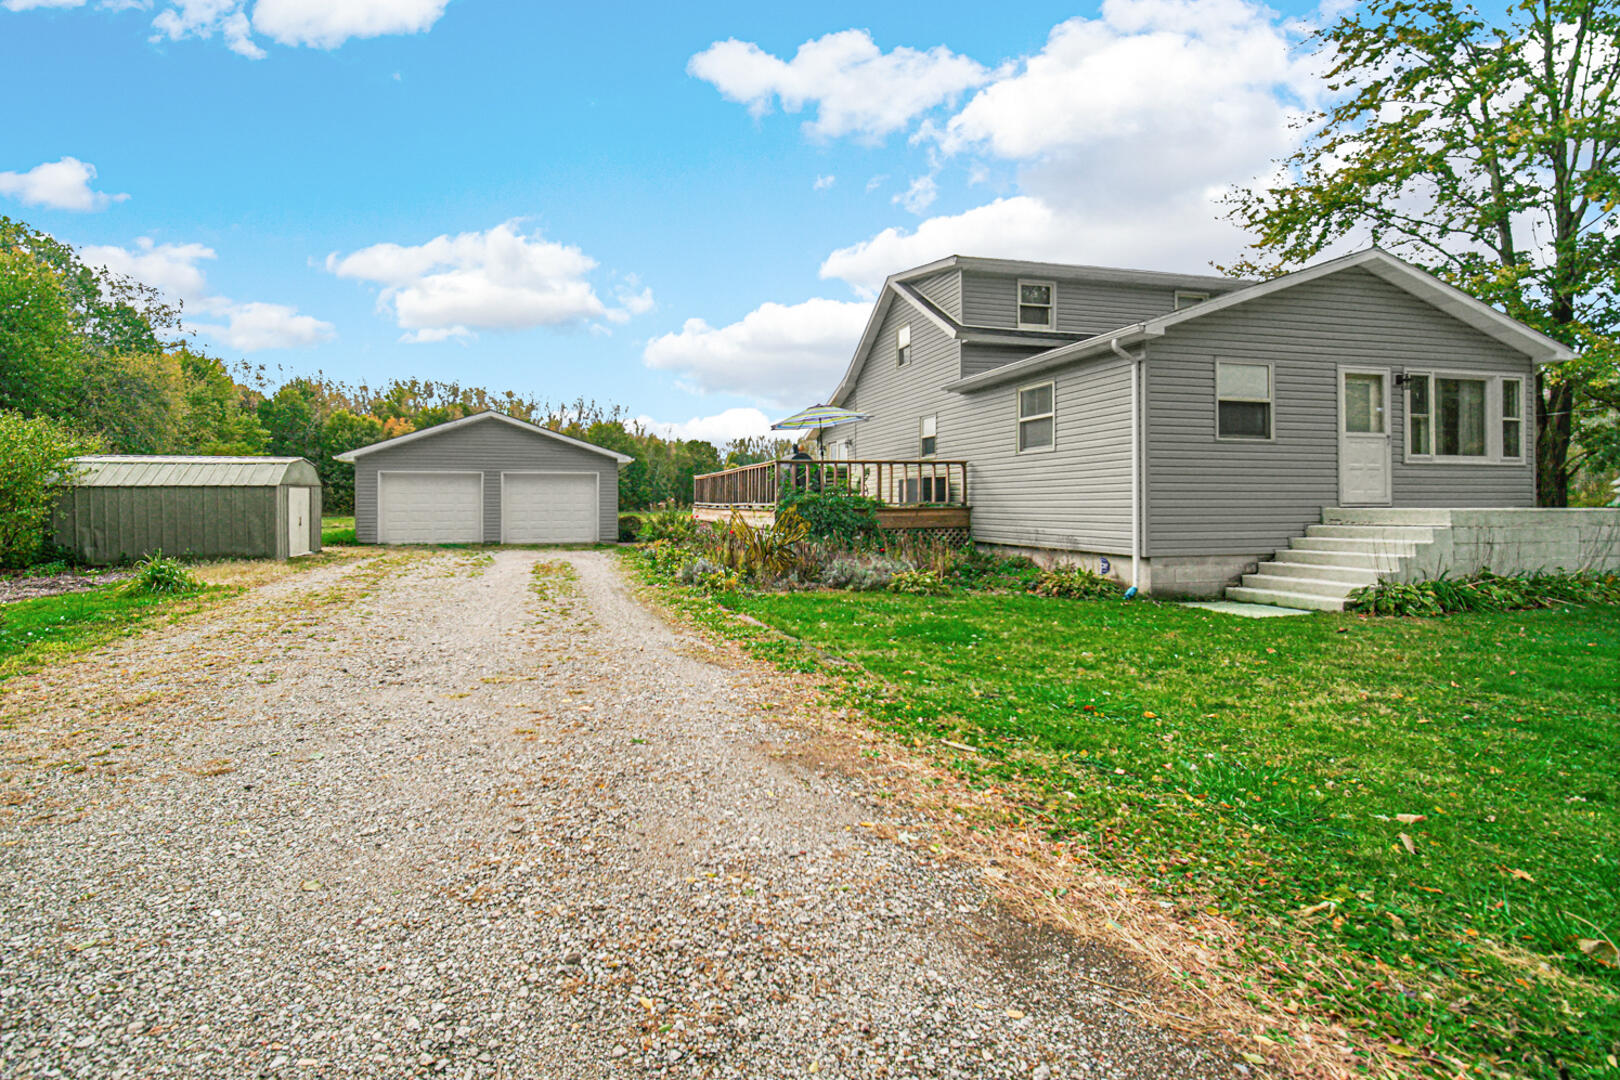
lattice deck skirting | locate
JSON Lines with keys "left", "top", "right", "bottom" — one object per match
{"left": 881, "top": 526, "right": 973, "bottom": 547}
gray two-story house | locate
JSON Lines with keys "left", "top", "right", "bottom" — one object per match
{"left": 798, "top": 248, "right": 1578, "bottom": 605}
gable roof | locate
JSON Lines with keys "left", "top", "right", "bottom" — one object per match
{"left": 944, "top": 247, "right": 1577, "bottom": 394}
{"left": 68, "top": 455, "right": 318, "bottom": 487}
{"left": 333, "top": 410, "right": 634, "bottom": 464}
{"left": 829, "top": 255, "right": 1252, "bottom": 406}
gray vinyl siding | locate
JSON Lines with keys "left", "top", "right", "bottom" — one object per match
{"left": 911, "top": 269, "right": 963, "bottom": 321}
{"left": 51, "top": 484, "right": 320, "bottom": 564}
{"left": 822, "top": 292, "right": 1133, "bottom": 553}
{"left": 1145, "top": 267, "right": 1537, "bottom": 558}
{"left": 958, "top": 359, "right": 1135, "bottom": 552}
{"left": 352, "top": 420, "right": 620, "bottom": 544}
{"left": 961, "top": 342, "right": 1046, "bottom": 379}
{"left": 961, "top": 272, "right": 1189, "bottom": 335}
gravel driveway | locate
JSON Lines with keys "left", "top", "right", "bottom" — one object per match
{"left": 0, "top": 548, "right": 1234, "bottom": 1079}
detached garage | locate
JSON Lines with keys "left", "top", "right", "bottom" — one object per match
{"left": 336, "top": 411, "right": 632, "bottom": 545}
{"left": 52, "top": 455, "right": 321, "bottom": 564}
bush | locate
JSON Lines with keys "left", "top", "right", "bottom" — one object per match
{"left": 778, "top": 490, "right": 882, "bottom": 544}
{"left": 1347, "top": 570, "right": 1620, "bottom": 615}
{"left": 638, "top": 513, "right": 697, "bottom": 543}
{"left": 952, "top": 549, "right": 1041, "bottom": 592}
{"left": 711, "top": 508, "right": 810, "bottom": 579}
{"left": 617, "top": 514, "right": 642, "bottom": 542}
{"left": 677, "top": 557, "right": 742, "bottom": 592}
{"left": 823, "top": 555, "right": 908, "bottom": 592}
{"left": 123, "top": 551, "right": 201, "bottom": 595}
{"left": 0, "top": 410, "right": 97, "bottom": 569}
{"left": 889, "top": 568, "right": 949, "bottom": 596}
{"left": 1030, "top": 566, "right": 1122, "bottom": 600}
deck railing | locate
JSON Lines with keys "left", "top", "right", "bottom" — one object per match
{"left": 693, "top": 459, "right": 968, "bottom": 508}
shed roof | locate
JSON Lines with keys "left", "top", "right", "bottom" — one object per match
{"left": 67, "top": 456, "right": 320, "bottom": 488}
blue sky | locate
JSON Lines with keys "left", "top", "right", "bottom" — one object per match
{"left": 2, "top": 0, "right": 1327, "bottom": 441}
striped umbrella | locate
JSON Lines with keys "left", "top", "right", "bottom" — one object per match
{"left": 769, "top": 405, "right": 869, "bottom": 430}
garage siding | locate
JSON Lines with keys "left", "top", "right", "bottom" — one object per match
{"left": 352, "top": 420, "right": 620, "bottom": 544}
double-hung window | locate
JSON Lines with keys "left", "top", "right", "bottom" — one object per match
{"left": 1017, "top": 281, "right": 1054, "bottom": 329}
{"left": 1017, "top": 381, "right": 1055, "bottom": 452}
{"left": 919, "top": 414, "right": 937, "bottom": 457}
{"left": 1216, "top": 361, "right": 1273, "bottom": 440}
{"left": 896, "top": 324, "right": 912, "bottom": 366}
{"left": 1404, "top": 372, "right": 1525, "bottom": 462}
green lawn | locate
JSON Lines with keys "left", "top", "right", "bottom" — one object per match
{"left": 671, "top": 581, "right": 1619, "bottom": 1078}
{"left": 0, "top": 583, "right": 221, "bottom": 684}
{"left": 322, "top": 515, "right": 356, "bottom": 546}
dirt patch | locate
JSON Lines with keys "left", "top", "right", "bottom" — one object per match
{"left": 0, "top": 569, "right": 130, "bottom": 604}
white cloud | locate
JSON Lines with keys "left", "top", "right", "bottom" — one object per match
{"left": 636, "top": 407, "right": 777, "bottom": 444}
{"left": 643, "top": 297, "right": 872, "bottom": 408}
{"left": 190, "top": 300, "right": 336, "bottom": 351}
{"left": 327, "top": 220, "right": 644, "bottom": 340}
{"left": 813, "top": 174, "right": 836, "bottom": 191}
{"left": 252, "top": 0, "right": 448, "bottom": 48}
{"left": 3, "top": 0, "right": 87, "bottom": 10}
{"left": 688, "top": 29, "right": 991, "bottom": 141}
{"left": 894, "top": 175, "right": 937, "bottom": 215}
{"left": 814, "top": 0, "right": 1317, "bottom": 289}
{"left": 0, "top": 157, "right": 128, "bottom": 212}
{"left": 81, "top": 236, "right": 334, "bottom": 351}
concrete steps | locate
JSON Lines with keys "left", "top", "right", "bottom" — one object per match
{"left": 1225, "top": 515, "right": 1436, "bottom": 611}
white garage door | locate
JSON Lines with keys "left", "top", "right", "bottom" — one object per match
{"left": 379, "top": 471, "right": 483, "bottom": 544}
{"left": 501, "top": 472, "right": 598, "bottom": 543}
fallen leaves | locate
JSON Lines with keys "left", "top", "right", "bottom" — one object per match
{"left": 1577, "top": 938, "right": 1617, "bottom": 967}
{"left": 1397, "top": 833, "right": 1417, "bottom": 855}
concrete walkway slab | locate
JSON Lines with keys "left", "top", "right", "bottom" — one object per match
{"left": 1182, "top": 600, "right": 1315, "bottom": 617}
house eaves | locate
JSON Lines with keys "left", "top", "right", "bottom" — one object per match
{"left": 896, "top": 254, "right": 1252, "bottom": 294}
{"left": 943, "top": 247, "right": 1576, "bottom": 394}
{"left": 333, "top": 410, "right": 635, "bottom": 464}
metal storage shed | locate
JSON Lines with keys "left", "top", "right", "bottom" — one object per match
{"left": 52, "top": 456, "right": 322, "bottom": 565}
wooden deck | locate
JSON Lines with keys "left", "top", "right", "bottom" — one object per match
{"left": 691, "top": 458, "right": 970, "bottom": 531}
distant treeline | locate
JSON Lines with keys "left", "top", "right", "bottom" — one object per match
{"left": 0, "top": 215, "right": 787, "bottom": 512}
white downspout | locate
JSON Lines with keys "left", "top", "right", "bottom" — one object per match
{"left": 1111, "top": 336, "right": 1145, "bottom": 595}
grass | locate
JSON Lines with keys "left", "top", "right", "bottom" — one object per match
{"left": 635, "top": 565, "right": 1619, "bottom": 1078}
{"left": 0, "top": 583, "right": 225, "bottom": 684}
{"left": 322, "top": 515, "right": 357, "bottom": 546}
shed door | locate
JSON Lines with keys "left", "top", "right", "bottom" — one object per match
{"left": 379, "top": 471, "right": 483, "bottom": 544}
{"left": 287, "top": 487, "right": 312, "bottom": 557}
{"left": 1339, "top": 368, "right": 1392, "bottom": 505}
{"left": 501, "top": 472, "right": 598, "bottom": 543}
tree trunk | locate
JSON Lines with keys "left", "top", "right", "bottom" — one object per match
{"left": 1535, "top": 374, "right": 1573, "bottom": 506}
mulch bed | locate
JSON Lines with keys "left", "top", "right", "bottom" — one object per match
{"left": 0, "top": 570, "right": 131, "bottom": 605}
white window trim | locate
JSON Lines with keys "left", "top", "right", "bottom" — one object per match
{"left": 919, "top": 414, "right": 938, "bottom": 458}
{"left": 1214, "top": 359, "right": 1275, "bottom": 443}
{"left": 896, "top": 323, "right": 912, "bottom": 367}
{"left": 1402, "top": 368, "right": 1526, "bottom": 466}
{"left": 1016, "top": 279, "right": 1056, "bottom": 331}
{"left": 1174, "top": 290, "right": 1210, "bottom": 310}
{"left": 1016, "top": 379, "right": 1056, "bottom": 455}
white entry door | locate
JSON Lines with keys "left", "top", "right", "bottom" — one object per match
{"left": 379, "top": 471, "right": 483, "bottom": 543}
{"left": 501, "top": 472, "right": 598, "bottom": 543}
{"left": 1339, "top": 367, "right": 1392, "bottom": 505}
{"left": 287, "top": 487, "right": 312, "bottom": 557}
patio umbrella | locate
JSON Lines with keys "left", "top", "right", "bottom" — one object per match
{"left": 769, "top": 405, "right": 870, "bottom": 431}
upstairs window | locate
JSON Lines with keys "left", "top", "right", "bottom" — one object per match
{"left": 1174, "top": 290, "right": 1210, "bottom": 309}
{"left": 1017, "top": 280, "right": 1054, "bottom": 329}
{"left": 1216, "top": 361, "right": 1273, "bottom": 440}
{"left": 1017, "top": 381, "right": 1055, "bottom": 452}
{"left": 919, "top": 414, "right": 937, "bottom": 457}
{"left": 896, "top": 324, "right": 912, "bottom": 366}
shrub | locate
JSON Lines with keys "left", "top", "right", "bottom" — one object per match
{"left": 123, "top": 551, "right": 201, "bottom": 595}
{"left": 823, "top": 555, "right": 908, "bottom": 592}
{"left": 677, "top": 557, "right": 742, "bottom": 592}
{"left": 778, "top": 490, "right": 882, "bottom": 544}
{"left": 1031, "top": 566, "right": 1121, "bottom": 600}
{"left": 952, "top": 549, "right": 1041, "bottom": 592}
{"left": 1347, "top": 570, "right": 1620, "bottom": 615}
{"left": 617, "top": 514, "right": 642, "bottom": 542}
{"left": 0, "top": 410, "right": 97, "bottom": 569}
{"left": 889, "top": 568, "right": 949, "bottom": 596}
{"left": 712, "top": 508, "right": 811, "bottom": 579}
{"left": 638, "top": 513, "right": 697, "bottom": 543}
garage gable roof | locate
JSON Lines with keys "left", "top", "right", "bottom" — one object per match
{"left": 68, "top": 455, "right": 319, "bottom": 487}
{"left": 333, "top": 411, "right": 634, "bottom": 465}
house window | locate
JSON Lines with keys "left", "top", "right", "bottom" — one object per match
{"left": 1216, "top": 361, "right": 1272, "bottom": 440}
{"left": 919, "top": 414, "right": 937, "bottom": 457}
{"left": 1174, "top": 290, "right": 1209, "bottom": 310}
{"left": 897, "top": 324, "right": 911, "bottom": 366}
{"left": 1502, "top": 378, "right": 1523, "bottom": 460}
{"left": 1404, "top": 372, "right": 1523, "bottom": 462}
{"left": 1017, "top": 280, "right": 1054, "bottom": 329}
{"left": 1017, "top": 381, "right": 1055, "bottom": 452}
